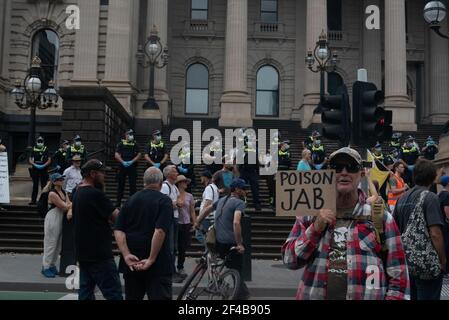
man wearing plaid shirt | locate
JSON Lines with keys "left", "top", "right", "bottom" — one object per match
{"left": 282, "top": 147, "right": 410, "bottom": 300}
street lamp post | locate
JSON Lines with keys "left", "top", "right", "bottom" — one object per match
{"left": 305, "top": 31, "right": 339, "bottom": 114}
{"left": 424, "top": 1, "right": 449, "bottom": 38}
{"left": 10, "top": 56, "right": 59, "bottom": 151}
{"left": 138, "top": 25, "right": 169, "bottom": 110}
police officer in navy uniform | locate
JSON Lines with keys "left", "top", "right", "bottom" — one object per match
{"left": 311, "top": 136, "right": 326, "bottom": 170}
{"left": 389, "top": 132, "right": 402, "bottom": 154}
{"left": 422, "top": 136, "right": 439, "bottom": 161}
{"left": 239, "top": 135, "right": 261, "bottom": 211}
{"left": 115, "top": 129, "right": 141, "bottom": 207}
{"left": 177, "top": 141, "right": 195, "bottom": 192}
{"left": 372, "top": 142, "right": 385, "bottom": 167}
{"left": 52, "top": 140, "right": 70, "bottom": 174}
{"left": 29, "top": 136, "right": 51, "bottom": 205}
{"left": 66, "top": 135, "right": 87, "bottom": 163}
{"left": 400, "top": 135, "right": 420, "bottom": 186}
{"left": 304, "top": 130, "right": 320, "bottom": 151}
{"left": 144, "top": 129, "right": 168, "bottom": 170}
{"left": 204, "top": 137, "right": 223, "bottom": 175}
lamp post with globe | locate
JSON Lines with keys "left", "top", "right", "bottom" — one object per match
{"left": 10, "top": 56, "right": 59, "bottom": 152}
{"left": 424, "top": 1, "right": 448, "bottom": 38}
{"left": 305, "top": 31, "right": 339, "bottom": 114}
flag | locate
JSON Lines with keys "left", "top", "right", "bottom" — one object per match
{"left": 366, "top": 149, "right": 390, "bottom": 187}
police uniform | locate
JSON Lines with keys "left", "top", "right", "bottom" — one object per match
{"left": 29, "top": 144, "right": 50, "bottom": 204}
{"left": 239, "top": 144, "right": 261, "bottom": 210}
{"left": 205, "top": 145, "right": 223, "bottom": 175}
{"left": 423, "top": 144, "right": 438, "bottom": 161}
{"left": 268, "top": 146, "right": 292, "bottom": 207}
{"left": 400, "top": 144, "right": 420, "bottom": 186}
{"left": 145, "top": 140, "right": 167, "bottom": 170}
{"left": 177, "top": 148, "right": 195, "bottom": 192}
{"left": 66, "top": 144, "right": 87, "bottom": 163}
{"left": 311, "top": 144, "right": 326, "bottom": 169}
{"left": 304, "top": 136, "right": 314, "bottom": 150}
{"left": 116, "top": 138, "right": 140, "bottom": 205}
{"left": 52, "top": 146, "right": 69, "bottom": 174}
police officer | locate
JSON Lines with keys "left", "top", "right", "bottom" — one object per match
{"left": 239, "top": 136, "right": 261, "bottom": 211}
{"left": 52, "top": 140, "right": 70, "bottom": 174}
{"left": 422, "top": 136, "right": 439, "bottom": 161}
{"left": 372, "top": 142, "right": 385, "bottom": 166}
{"left": 115, "top": 129, "right": 141, "bottom": 207}
{"left": 66, "top": 135, "right": 87, "bottom": 163}
{"left": 304, "top": 130, "right": 320, "bottom": 151}
{"left": 177, "top": 141, "right": 195, "bottom": 192}
{"left": 29, "top": 136, "right": 51, "bottom": 205}
{"left": 400, "top": 135, "right": 420, "bottom": 186}
{"left": 204, "top": 137, "right": 223, "bottom": 175}
{"left": 144, "top": 129, "right": 168, "bottom": 170}
{"left": 311, "top": 137, "right": 326, "bottom": 170}
{"left": 390, "top": 132, "right": 402, "bottom": 153}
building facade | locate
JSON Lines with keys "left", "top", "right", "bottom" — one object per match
{"left": 0, "top": 0, "right": 448, "bottom": 160}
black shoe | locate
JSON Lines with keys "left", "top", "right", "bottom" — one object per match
{"left": 29, "top": 202, "right": 36, "bottom": 206}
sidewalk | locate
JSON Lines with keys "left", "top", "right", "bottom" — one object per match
{"left": 0, "top": 253, "right": 301, "bottom": 299}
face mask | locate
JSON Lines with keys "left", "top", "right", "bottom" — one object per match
{"left": 375, "top": 148, "right": 381, "bottom": 153}
{"left": 406, "top": 143, "right": 412, "bottom": 148}
{"left": 127, "top": 135, "right": 134, "bottom": 142}
{"left": 75, "top": 141, "right": 81, "bottom": 147}
{"left": 155, "top": 135, "right": 161, "bottom": 142}
{"left": 282, "top": 144, "right": 290, "bottom": 151}
{"left": 37, "top": 142, "right": 43, "bottom": 147}
{"left": 315, "top": 140, "right": 321, "bottom": 145}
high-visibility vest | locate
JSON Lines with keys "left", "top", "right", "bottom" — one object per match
{"left": 388, "top": 174, "right": 405, "bottom": 206}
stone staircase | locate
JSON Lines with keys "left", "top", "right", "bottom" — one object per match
{"left": 0, "top": 118, "right": 444, "bottom": 259}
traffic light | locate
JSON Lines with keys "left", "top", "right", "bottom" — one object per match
{"left": 352, "top": 81, "right": 392, "bottom": 147}
{"left": 321, "top": 85, "right": 351, "bottom": 147}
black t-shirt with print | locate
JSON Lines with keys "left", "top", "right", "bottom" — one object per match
{"left": 73, "top": 186, "right": 116, "bottom": 262}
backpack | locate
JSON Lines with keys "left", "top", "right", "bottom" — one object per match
{"left": 401, "top": 190, "right": 441, "bottom": 279}
{"left": 37, "top": 191, "right": 49, "bottom": 218}
{"left": 205, "top": 195, "right": 230, "bottom": 252}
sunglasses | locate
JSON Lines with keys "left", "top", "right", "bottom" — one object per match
{"left": 330, "top": 163, "right": 361, "bottom": 174}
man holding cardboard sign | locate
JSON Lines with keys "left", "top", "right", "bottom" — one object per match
{"left": 282, "top": 147, "right": 409, "bottom": 300}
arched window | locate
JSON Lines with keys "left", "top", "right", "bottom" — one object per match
{"left": 185, "top": 63, "right": 209, "bottom": 114}
{"left": 327, "top": 72, "right": 343, "bottom": 95}
{"left": 31, "top": 29, "right": 59, "bottom": 88}
{"left": 256, "top": 65, "right": 279, "bottom": 116}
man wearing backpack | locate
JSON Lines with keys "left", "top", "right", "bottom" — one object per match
{"left": 394, "top": 159, "right": 447, "bottom": 300}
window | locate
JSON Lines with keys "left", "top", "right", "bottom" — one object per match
{"left": 256, "top": 66, "right": 279, "bottom": 116}
{"left": 261, "top": 0, "right": 278, "bottom": 22}
{"left": 191, "top": 0, "right": 208, "bottom": 21}
{"left": 31, "top": 29, "right": 59, "bottom": 89}
{"left": 100, "top": 0, "right": 109, "bottom": 5}
{"left": 327, "top": 0, "right": 342, "bottom": 31}
{"left": 327, "top": 72, "right": 343, "bottom": 95}
{"left": 186, "top": 63, "right": 209, "bottom": 114}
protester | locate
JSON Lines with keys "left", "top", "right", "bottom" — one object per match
{"left": 63, "top": 155, "right": 82, "bottom": 198}
{"left": 197, "top": 178, "right": 251, "bottom": 300}
{"left": 144, "top": 129, "right": 168, "bottom": 170}
{"left": 195, "top": 170, "right": 219, "bottom": 246}
{"left": 41, "top": 173, "right": 71, "bottom": 278}
{"left": 161, "top": 165, "right": 184, "bottom": 283}
{"left": 72, "top": 159, "right": 122, "bottom": 300}
{"left": 296, "top": 149, "right": 313, "bottom": 171}
{"left": 29, "top": 136, "right": 51, "bottom": 205}
{"left": 214, "top": 160, "right": 235, "bottom": 196}
{"left": 394, "top": 159, "right": 446, "bottom": 300}
{"left": 175, "top": 175, "right": 196, "bottom": 277}
{"left": 114, "top": 167, "right": 174, "bottom": 300}
{"left": 438, "top": 175, "right": 449, "bottom": 274}
{"left": 387, "top": 161, "right": 409, "bottom": 212}
{"left": 115, "top": 129, "right": 141, "bottom": 207}
{"left": 282, "top": 147, "right": 409, "bottom": 300}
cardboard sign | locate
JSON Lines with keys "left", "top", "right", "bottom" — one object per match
{"left": 0, "top": 152, "right": 10, "bottom": 204}
{"left": 276, "top": 170, "right": 336, "bottom": 216}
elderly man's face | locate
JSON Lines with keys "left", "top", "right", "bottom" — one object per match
{"left": 331, "top": 157, "right": 361, "bottom": 194}
{"left": 169, "top": 166, "right": 178, "bottom": 180}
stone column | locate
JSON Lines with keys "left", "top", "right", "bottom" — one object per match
{"left": 0, "top": 0, "right": 11, "bottom": 80}
{"left": 103, "top": 0, "right": 135, "bottom": 114}
{"left": 292, "top": 0, "right": 307, "bottom": 121}
{"left": 136, "top": 0, "right": 169, "bottom": 126}
{"left": 300, "top": 0, "right": 327, "bottom": 128}
{"left": 71, "top": 0, "right": 100, "bottom": 84}
{"left": 384, "top": 0, "right": 416, "bottom": 131}
{"left": 429, "top": 19, "right": 449, "bottom": 124}
{"left": 219, "top": 0, "right": 252, "bottom": 128}
{"left": 362, "top": 0, "right": 382, "bottom": 88}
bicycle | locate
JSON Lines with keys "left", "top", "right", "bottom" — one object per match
{"left": 177, "top": 243, "right": 242, "bottom": 300}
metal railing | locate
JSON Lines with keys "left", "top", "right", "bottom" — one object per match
{"left": 328, "top": 30, "right": 344, "bottom": 41}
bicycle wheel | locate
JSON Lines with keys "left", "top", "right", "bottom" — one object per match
{"left": 177, "top": 262, "right": 207, "bottom": 300}
{"left": 212, "top": 269, "right": 241, "bottom": 300}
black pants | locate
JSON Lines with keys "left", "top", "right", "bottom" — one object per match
{"left": 216, "top": 242, "right": 249, "bottom": 300}
{"left": 117, "top": 165, "right": 137, "bottom": 204}
{"left": 410, "top": 274, "right": 443, "bottom": 300}
{"left": 266, "top": 174, "right": 275, "bottom": 205}
{"left": 31, "top": 167, "right": 48, "bottom": 203}
{"left": 124, "top": 272, "right": 172, "bottom": 300}
{"left": 59, "top": 215, "right": 75, "bottom": 276}
{"left": 240, "top": 171, "right": 260, "bottom": 207}
{"left": 78, "top": 259, "right": 123, "bottom": 300}
{"left": 177, "top": 224, "right": 192, "bottom": 270}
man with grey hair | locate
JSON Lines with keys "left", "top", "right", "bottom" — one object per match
{"left": 114, "top": 167, "right": 174, "bottom": 300}
{"left": 160, "top": 165, "right": 185, "bottom": 282}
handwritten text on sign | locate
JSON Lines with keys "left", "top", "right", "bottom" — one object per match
{"left": 276, "top": 170, "right": 336, "bottom": 217}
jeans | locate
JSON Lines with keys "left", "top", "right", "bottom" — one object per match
{"left": 78, "top": 259, "right": 123, "bottom": 300}
{"left": 124, "top": 273, "right": 172, "bottom": 300}
{"left": 410, "top": 274, "right": 443, "bottom": 300}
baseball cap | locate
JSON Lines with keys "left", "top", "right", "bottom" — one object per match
{"left": 152, "top": 129, "right": 161, "bottom": 136}
{"left": 74, "top": 134, "right": 81, "bottom": 141}
{"left": 200, "top": 170, "right": 212, "bottom": 179}
{"left": 230, "top": 178, "right": 250, "bottom": 190}
{"left": 440, "top": 175, "right": 449, "bottom": 187}
{"left": 81, "top": 159, "right": 111, "bottom": 176}
{"left": 329, "top": 147, "right": 362, "bottom": 166}
{"left": 126, "top": 129, "right": 134, "bottom": 135}
{"left": 62, "top": 140, "right": 70, "bottom": 145}
{"left": 50, "top": 173, "right": 65, "bottom": 182}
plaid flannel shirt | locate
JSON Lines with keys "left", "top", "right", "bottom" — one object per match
{"left": 282, "top": 190, "right": 410, "bottom": 300}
